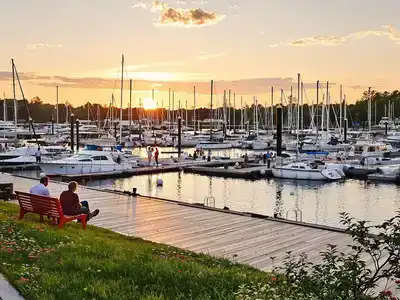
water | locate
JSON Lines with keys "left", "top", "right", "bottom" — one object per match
{"left": 14, "top": 147, "right": 400, "bottom": 228}
{"left": 16, "top": 170, "right": 400, "bottom": 228}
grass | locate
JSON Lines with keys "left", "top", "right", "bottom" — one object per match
{"left": 0, "top": 202, "right": 271, "bottom": 300}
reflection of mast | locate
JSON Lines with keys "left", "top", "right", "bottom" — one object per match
{"left": 208, "top": 176, "right": 212, "bottom": 197}
{"left": 274, "top": 182, "right": 284, "bottom": 218}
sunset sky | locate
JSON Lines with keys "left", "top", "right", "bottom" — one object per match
{"left": 0, "top": 0, "right": 399, "bottom": 109}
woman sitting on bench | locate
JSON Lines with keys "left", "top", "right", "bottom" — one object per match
{"left": 60, "top": 181, "right": 100, "bottom": 221}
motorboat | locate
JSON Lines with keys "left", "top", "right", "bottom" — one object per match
{"left": 272, "top": 161, "right": 343, "bottom": 181}
{"left": 38, "top": 150, "right": 132, "bottom": 176}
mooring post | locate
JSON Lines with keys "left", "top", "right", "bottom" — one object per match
{"left": 114, "top": 122, "right": 117, "bottom": 140}
{"left": 385, "top": 121, "right": 388, "bottom": 136}
{"left": 70, "top": 113, "right": 75, "bottom": 152}
{"left": 76, "top": 119, "right": 80, "bottom": 151}
{"left": 51, "top": 118, "right": 54, "bottom": 135}
{"left": 344, "top": 118, "right": 348, "bottom": 143}
{"left": 276, "top": 104, "right": 282, "bottom": 157}
{"left": 178, "top": 117, "right": 182, "bottom": 157}
{"left": 139, "top": 123, "right": 142, "bottom": 141}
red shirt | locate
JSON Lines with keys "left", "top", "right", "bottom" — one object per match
{"left": 60, "top": 190, "right": 80, "bottom": 215}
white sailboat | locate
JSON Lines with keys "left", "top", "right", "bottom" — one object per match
{"left": 272, "top": 161, "right": 343, "bottom": 181}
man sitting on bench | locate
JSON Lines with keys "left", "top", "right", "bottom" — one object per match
{"left": 60, "top": 181, "right": 100, "bottom": 221}
{"left": 30, "top": 175, "right": 50, "bottom": 197}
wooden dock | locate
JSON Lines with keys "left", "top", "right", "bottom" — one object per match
{"left": 1, "top": 173, "right": 397, "bottom": 294}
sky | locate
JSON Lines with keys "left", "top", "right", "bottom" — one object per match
{"left": 0, "top": 0, "right": 399, "bottom": 110}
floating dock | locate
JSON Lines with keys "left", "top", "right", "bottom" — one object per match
{"left": 184, "top": 163, "right": 272, "bottom": 179}
{"left": 58, "top": 159, "right": 246, "bottom": 181}
{"left": 1, "top": 173, "right": 396, "bottom": 294}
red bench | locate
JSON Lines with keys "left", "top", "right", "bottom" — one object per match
{"left": 16, "top": 191, "right": 87, "bottom": 229}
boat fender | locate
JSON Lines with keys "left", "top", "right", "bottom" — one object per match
{"left": 156, "top": 179, "right": 163, "bottom": 186}
{"left": 260, "top": 170, "right": 266, "bottom": 176}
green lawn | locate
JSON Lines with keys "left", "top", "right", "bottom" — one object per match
{"left": 0, "top": 202, "right": 271, "bottom": 300}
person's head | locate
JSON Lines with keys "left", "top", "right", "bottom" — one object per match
{"left": 38, "top": 147, "right": 41, "bottom": 151}
{"left": 68, "top": 181, "right": 78, "bottom": 192}
{"left": 40, "top": 176, "right": 49, "bottom": 187}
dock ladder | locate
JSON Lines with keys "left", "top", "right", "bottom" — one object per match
{"left": 285, "top": 209, "right": 303, "bottom": 222}
{"left": 204, "top": 196, "right": 215, "bottom": 208}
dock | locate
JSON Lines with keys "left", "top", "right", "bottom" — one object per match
{"left": 185, "top": 163, "right": 272, "bottom": 179}
{"left": 58, "top": 159, "right": 246, "bottom": 180}
{"left": 1, "top": 173, "right": 397, "bottom": 294}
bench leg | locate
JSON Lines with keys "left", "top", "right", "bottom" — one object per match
{"left": 81, "top": 216, "right": 87, "bottom": 230}
{"left": 58, "top": 219, "right": 65, "bottom": 229}
{"left": 18, "top": 208, "right": 25, "bottom": 220}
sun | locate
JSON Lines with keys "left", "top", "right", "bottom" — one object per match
{"left": 143, "top": 98, "right": 157, "bottom": 110}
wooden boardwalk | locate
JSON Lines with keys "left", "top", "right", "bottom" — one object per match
{"left": 2, "top": 173, "right": 397, "bottom": 294}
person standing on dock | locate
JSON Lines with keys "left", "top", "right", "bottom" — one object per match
{"left": 244, "top": 153, "right": 249, "bottom": 167}
{"left": 35, "top": 147, "right": 42, "bottom": 163}
{"left": 266, "top": 151, "right": 271, "bottom": 168}
{"left": 147, "top": 147, "right": 153, "bottom": 167}
{"left": 154, "top": 148, "right": 159, "bottom": 167}
{"left": 207, "top": 149, "right": 212, "bottom": 162}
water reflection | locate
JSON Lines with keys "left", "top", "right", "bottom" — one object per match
{"left": 13, "top": 169, "right": 400, "bottom": 228}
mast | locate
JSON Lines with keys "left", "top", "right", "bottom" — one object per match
{"left": 297, "top": 73, "right": 300, "bottom": 140}
{"left": 228, "top": 89, "right": 231, "bottom": 132}
{"left": 368, "top": 87, "right": 372, "bottom": 131}
{"left": 3, "top": 93, "right": 5, "bottom": 139}
{"left": 193, "top": 86, "right": 196, "bottom": 133}
{"left": 233, "top": 93, "right": 236, "bottom": 133}
{"left": 301, "top": 80, "right": 304, "bottom": 130}
{"left": 97, "top": 104, "right": 100, "bottom": 128}
{"left": 271, "top": 87, "right": 274, "bottom": 131}
{"left": 241, "top": 96, "right": 244, "bottom": 131}
{"left": 210, "top": 80, "right": 213, "bottom": 140}
{"left": 129, "top": 79, "right": 132, "bottom": 132}
{"left": 11, "top": 59, "right": 17, "bottom": 131}
{"left": 87, "top": 102, "right": 90, "bottom": 121}
{"left": 339, "top": 85, "right": 343, "bottom": 136}
{"left": 172, "top": 90, "right": 175, "bottom": 130}
{"left": 119, "top": 54, "right": 124, "bottom": 144}
{"left": 316, "top": 81, "right": 319, "bottom": 143}
{"left": 168, "top": 88, "right": 171, "bottom": 133}
{"left": 56, "top": 86, "right": 59, "bottom": 129}
{"left": 185, "top": 100, "right": 188, "bottom": 132}
{"left": 326, "top": 81, "right": 329, "bottom": 135}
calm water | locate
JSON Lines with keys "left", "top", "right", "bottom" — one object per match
{"left": 14, "top": 147, "right": 400, "bottom": 228}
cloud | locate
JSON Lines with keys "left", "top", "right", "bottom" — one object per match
{"left": 151, "top": 0, "right": 168, "bottom": 12}
{"left": 274, "top": 25, "right": 400, "bottom": 47}
{"left": 196, "top": 52, "right": 226, "bottom": 60}
{"left": 0, "top": 71, "right": 333, "bottom": 96}
{"left": 176, "top": 0, "right": 187, "bottom": 4}
{"left": 147, "top": 1, "right": 224, "bottom": 27}
{"left": 26, "top": 44, "right": 63, "bottom": 50}
{"left": 132, "top": 2, "right": 147, "bottom": 9}
{"left": 156, "top": 7, "right": 225, "bottom": 27}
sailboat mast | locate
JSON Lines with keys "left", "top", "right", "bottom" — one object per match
{"left": 56, "top": 86, "right": 59, "bottom": 129}
{"left": 119, "top": 54, "right": 124, "bottom": 144}
{"left": 339, "top": 85, "right": 343, "bottom": 136}
{"left": 368, "top": 87, "right": 372, "bottom": 132}
{"left": 241, "top": 96, "right": 244, "bottom": 131}
{"left": 210, "top": 80, "right": 213, "bottom": 140}
{"left": 297, "top": 73, "right": 300, "bottom": 140}
{"left": 326, "top": 81, "right": 330, "bottom": 135}
{"left": 129, "top": 79, "right": 132, "bottom": 132}
{"left": 193, "top": 86, "right": 196, "bottom": 133}
{"left": 11, "top": 59, "right": 17, "bottom": 131}
{"left": 271, "top": 87, "right": 274, "bottom": 131}
{"left": 233, "top": 93, "right": 236, "bottom": 133}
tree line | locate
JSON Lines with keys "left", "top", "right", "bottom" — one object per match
{"left": 1, "top": 89, "right": 399, "bottom": 127}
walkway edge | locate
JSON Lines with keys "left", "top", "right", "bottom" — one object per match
{"left": 0, "top": 273, "right": 24, "bottom": 300}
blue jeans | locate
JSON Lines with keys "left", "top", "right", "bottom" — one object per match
{"left": 79, "top": 201, "right": 89, "bottom": 214}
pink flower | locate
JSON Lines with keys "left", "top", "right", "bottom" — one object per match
{"left": 7, "top": 228, "right": 13, "bottom": 233}
{"left": 177, "top": 269, "right": 181, "bottom": 273}
{"left": 395, "top": 279, "right": 400, "bottom": 284}
{"left": 383, "top": 290, "right": 393, "bottom": 296}
{"left": 19, "top": 277, "right": 29, "bottom": 282}
{"left": 271, "top": 277, "right": 277, "bottom": 281}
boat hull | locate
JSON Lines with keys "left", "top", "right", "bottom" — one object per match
{"left": 195, "top": 143, "right": 232, "bottom": 149}
{"left": 39, "top": 162, "right": 132, "bottom": 176}
{"left": 272, "top": 168, "right": 341, "bottom": 181}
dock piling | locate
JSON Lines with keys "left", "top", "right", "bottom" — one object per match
{"left": 70, "top": 113, "right": 75, "bottom": 152}
{"left": 51, "top": 118, "right": 54, "bottom": 135}
{"left": 344, "top": 118, "right": 348, "bottom": 143}
{"left": 76, "top": 119, "right": 80, "bottom": 150}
